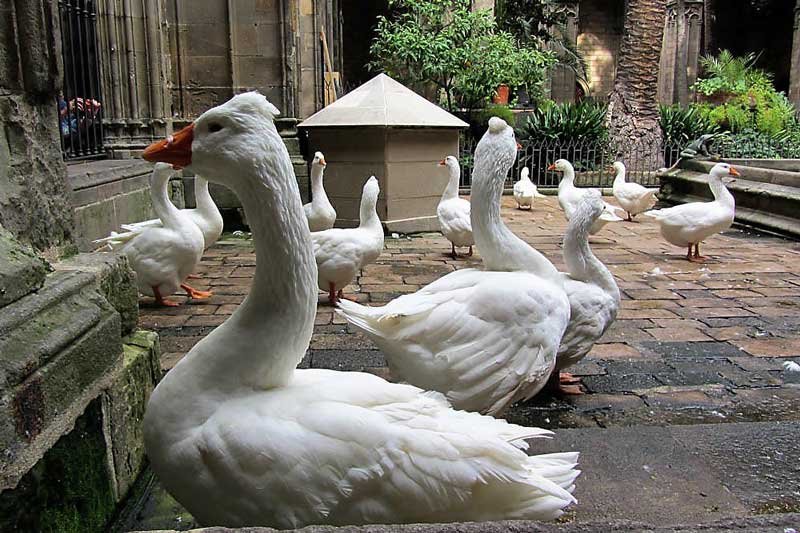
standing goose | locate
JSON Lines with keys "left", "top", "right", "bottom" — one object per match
{"left": 96, "top": 173, "right": 224, "bottom": 251}
{"left": 513, "top": 167, "right": 546, "bottom": 209}
{"left": 610, "top": 161, "right": 657, "bottom": 221}
{"left": 142, "top": 93, "right": 579, "bottom": 528}
{"left": 551, "top": 190, "right": 620, "bottom": 394}
{"left": 436, "top": 155, "right": 474, "bottom": 258}
{"left": 645, "top": 162, "right": 738, "bottom": 262}
{"left": 338, "top": 118, "right": 571, "bottom": 416}
{"left": 311, "top": 176, "right": 384, "bottom": 304}
{"left": 304, "top": 151, "right": 337, "bottom": 231}
{"left": 101, "top": 163, "right": 209, "bottom": 306}
{"left": 549, "top": 159, "right": 623, "bottom": 234}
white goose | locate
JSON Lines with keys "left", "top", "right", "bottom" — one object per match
{"left": 304, "top": 151, "right": 337, "bottom": 231}
{"left": 436, "top": 155, "right": 474, "bottom": 258}
{"left": 551, "top": 190, "right": 620, "bottom": 394}
{"left": 142, "top": 93, "right": 579, "bottom": 528}
{"left": 645, "top": 162, "right": 738, "bottom": 262}
{"left": 549, "top": 159, "right": 623, "bottom": 234}
{"left": 338, "top": 118, "right": 571, "bottom": 416}
{"left": 103, "top": 163, "right": 209, "bottom": 305}
{"left": 312, "top": 177, "right": 384, "bottom": 304}
{"left": 610, "top": 161, "right": 657, "bottom": 221}
{"left": 513, "top": 167, "right": 545, "bottom": 209}
{"left": 96, "top": 173, "right": 224, "bottom": 250}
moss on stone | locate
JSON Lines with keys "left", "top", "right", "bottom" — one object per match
{"left": 0, "top": 399, "right": 116, "bottom": 533}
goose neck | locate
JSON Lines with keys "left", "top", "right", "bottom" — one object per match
{"left": 193, "top": 176, "right": 216, "bottom": 215}
{"left": 310, "top": 165, "right": 330, "bottom": 206}
{"left": 471, "top": 163, "right": 560, "bottom": 281}
{"left": 151, "top": 171, "right": 183, "bottom": 228}
{"left": 612, "top": 169, "right": 626, "bottom": 187}
{"left": 709, "top": 176, "right": 735, "bottom": 209}
{"left": 441, "top": 165, "right": 461, "bottom": 201}
{"left": 182, "top": 136, "right": 317, "bottom": 391}
{"left": 563, "top": 216, "right": 619, "bottom": 301}
{"left": 359, "top": 192, "right": 382, "bottom": 231}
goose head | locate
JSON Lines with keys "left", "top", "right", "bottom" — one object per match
{"left": 607, "top": 161, "right": 625, "bottom": 175}
{"left": 710, "top": 162, "right": 740, "bottom": 184}
{"left": 578, "top": 189, "right": 606, "bottom": 223}
{"left": 438, "top": 155, "right": 460, "bottom": 170}
{"left": 313, "top": 151, "right": 327, "bottom": 168}
{"left": 474, "top": 117, "right": 518, "bottom": 182}
{"left": 547, "top": 159, "right": 574, "bottom": 178}
{"left": 143, "top": 92, "right": 284, "bottom": 193}
{"left": 520, "top": 167, "right": 531, "bottom": 182}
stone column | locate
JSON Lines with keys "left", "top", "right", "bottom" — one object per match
{"left": 657, "top": 0, "right": 704, "bottom": 105}
{"left": 790, "top": 0, "right": 800, "bottom": 108}
{"left": 549, "top": 2, "right": 579, "bottom": 103}
{"left": 0, "top": 0, "right": 75, "bottom": 250}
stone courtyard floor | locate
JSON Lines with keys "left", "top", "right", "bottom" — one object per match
{"left": 130, "top": 196, "right": 800, "bottom": 531}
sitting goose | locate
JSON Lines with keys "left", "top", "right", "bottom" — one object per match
{"left": 142, "top": 92, "right": 579, "bottom": 528}
{"left": 337, "top": 118, "right": 571, "bottom": 416}
{"left": 436, "top": 155, "right": 474, "bottom": 258}
{"left": 644, "top": 162, "right": 738, "bottom": 262}
{"left": 304, "top": 151, "right": 337, "bottom": 231}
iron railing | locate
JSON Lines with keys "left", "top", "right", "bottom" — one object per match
{"left": 459, "top": 137, "right": 684, "bottom": 189}
{"left": 57, "top": 0, "right": 105, "bottom": 160}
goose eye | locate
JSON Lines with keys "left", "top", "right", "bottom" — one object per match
{"left": 208, "top": 123, "right": 223, "bottom": 133}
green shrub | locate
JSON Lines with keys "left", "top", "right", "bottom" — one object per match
{"left": 478, "top": 104, "right": 516, "bottom": 127}
{"left": 518, "top": 100, "right": 607, "bottom": 143}
{"left": 659, "top": 104, "right": 720, "bottom": 145}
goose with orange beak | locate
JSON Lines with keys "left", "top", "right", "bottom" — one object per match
{"left": 548, "top": 159, "right": 624, "bottom": 235}
{"left": 303, "top": 151, "right": 337, "bottom": 231}
{"left": 644, "top": 162, "right": 738, "bottom": 262}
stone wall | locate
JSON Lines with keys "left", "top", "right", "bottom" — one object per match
{"left": 0, "top": 0, "right": 75, "bottom": 251}
{"left": 577, "top": 0, "right": 623, "bottom": 100}
{"left": 0, "top": 230, "right": 162, "bottom": 532}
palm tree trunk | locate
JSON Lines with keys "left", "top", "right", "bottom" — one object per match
{"left": 607, "top": 0, "right": 667, "bottom": 167}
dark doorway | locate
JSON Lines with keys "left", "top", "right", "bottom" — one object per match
{"left": 340, "top": 0, "right": 389, "bottom": 93}
{"left": 707, "top": 0, "right": 793, "bottom": 93}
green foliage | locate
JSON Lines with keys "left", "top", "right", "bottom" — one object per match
{"left": 659, "top": 105, "right": 720, "bottom": 145}
{"left": 369, "top": 0, "right": 556, "bottom": 111}
{"left": 496, "top": 0, "right": 587, "bottom": 83}
{"left": 691, "top": 50, "right": 797, "bottom": 136}
{"left": 478, "top": 104, "right": 516, "bottom": 127}
{"left": 518, "top": 100, "right": 608, "bottom": 143}
{"left": 693, "top": 50, "right": 771, "bottom": 97}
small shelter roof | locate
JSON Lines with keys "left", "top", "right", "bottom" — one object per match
{"left": 298, "top": 74, "right": 468, "bottom": 128}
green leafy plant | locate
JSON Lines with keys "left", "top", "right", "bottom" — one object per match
{"left": 478, "top": 104, "right": 516, "bottom": 127}
{"left": 693, "top": 50, "right": 770, "bottom": 98}
{"left": 518, "top": 100, "right": 608, "bottom": 143}
{"left": 369, "top": 0, "right": 556, "bottom": 112}
{"left": 659, "top": 105, "right": 720, "bottom": 145}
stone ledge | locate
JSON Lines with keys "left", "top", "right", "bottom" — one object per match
{"left": 0, "top": 226, "right": 49, "bottom": 308}
{"left": 131, "top": 512, "right": 800, "bottom": 533}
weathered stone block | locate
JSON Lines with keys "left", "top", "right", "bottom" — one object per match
{"left": 0, "top": 226, "right": 49, "bottom": 308}
{"left": 53, "top": 252, "right": 139, "bottom": 335}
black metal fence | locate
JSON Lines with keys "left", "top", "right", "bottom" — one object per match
{"left": 459, "top": 137, "right": 684, "bottom": 189}
{"left": 57, "top": 0, "right": 105, "bottom": 160}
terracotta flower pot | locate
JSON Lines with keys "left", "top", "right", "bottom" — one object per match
{"left": 493, "top": 84, "right": 510, "bottom": 105}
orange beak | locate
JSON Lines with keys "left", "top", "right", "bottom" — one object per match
{"left": 547, "top": 163, "right": 556, "bottom": 171}
{"left": 438, "top": 159, "right": 447, "bottom": 166}
{"left": 728, "top": 166, "right": 740, "bottom": 177}
{"left": 320, "top": 157, "right": 327, "bottom": 167}
{"left": 143, "top": 123, "right": 194, "bottom": 169}
{"left": 516, "top": 142, "right": 522, "bottom": 150}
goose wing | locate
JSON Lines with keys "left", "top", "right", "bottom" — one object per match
{"left": 437, "top": 199, "right": 472, "bottom": 237}
{"left": 337, "top": 269, "right": 570, "bottom": 415}
{"left": 187, "top": 370, "right": 578, "bottom": 528}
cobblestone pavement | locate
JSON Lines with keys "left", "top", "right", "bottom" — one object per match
{"left": 132, "top": 195, "right": 800, "bottom": 529}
